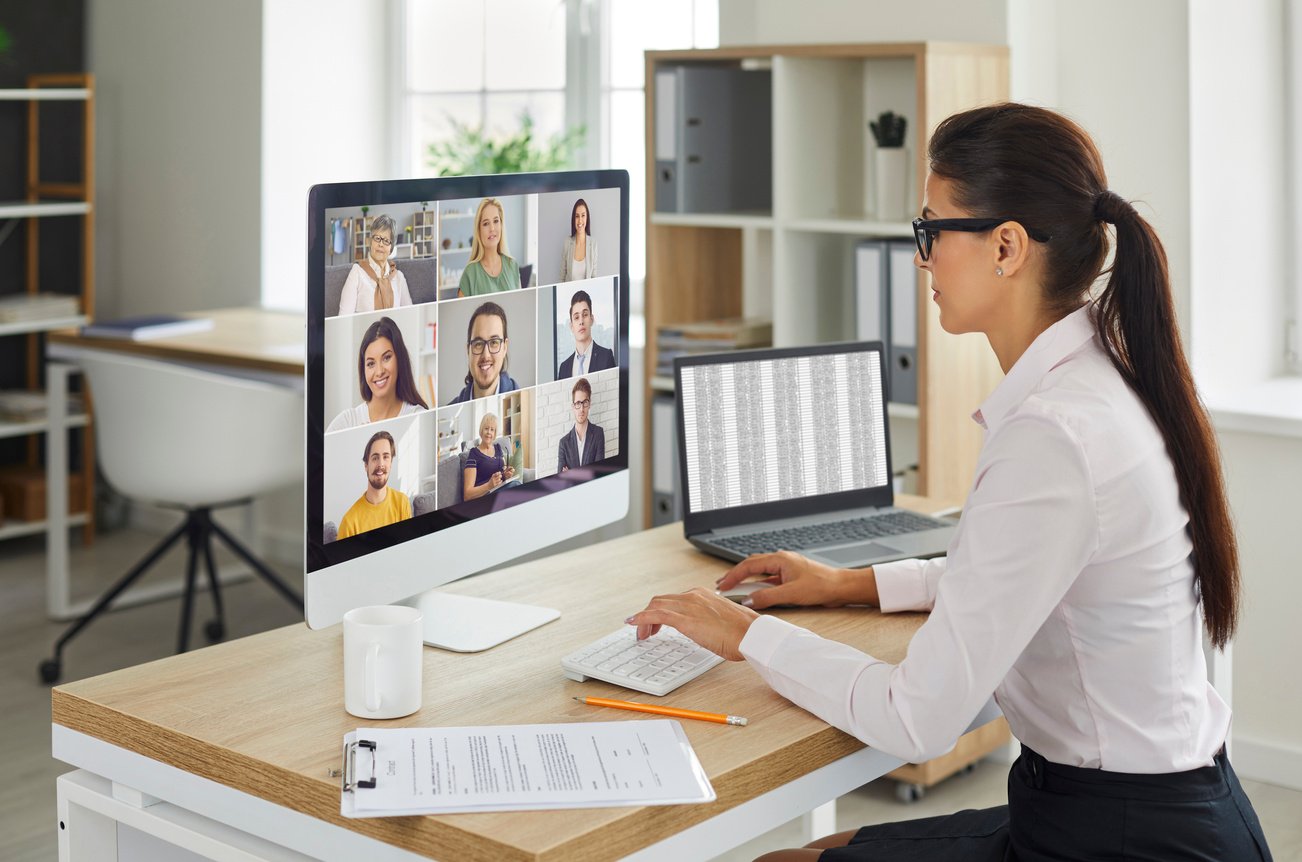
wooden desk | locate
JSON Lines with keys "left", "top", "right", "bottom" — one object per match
{"left": 47, "top": 307, "right": 306, "bottom": 378}
{"left": 43, "top": 307, "right": 305, "bottom": 619}
{"left": 52, "top": 507, "right": 1001, "bottom": 862}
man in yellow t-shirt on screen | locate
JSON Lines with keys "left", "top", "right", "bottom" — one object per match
{"left": 338, "top": 430, "right": 412, "bottom": 539}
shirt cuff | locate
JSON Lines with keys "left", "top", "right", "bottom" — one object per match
{"left": 874, "top": 559, "right": 933, "bottom": 613}
{"left": 739, "top": 614, "right": 806, "bottom": 667}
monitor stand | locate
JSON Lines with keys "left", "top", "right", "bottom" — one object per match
{"left": 407, "top": 592, "right": 560, "bottom": 652}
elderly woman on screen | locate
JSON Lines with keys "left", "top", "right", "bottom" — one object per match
{"left": 338, "top": 214, "right": 412, "bottom": 314}
{"left": 462, "top": 412, "right": 516, "bottom": 502}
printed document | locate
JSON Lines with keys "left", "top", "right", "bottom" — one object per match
{"left": 341, "top": 720, "right": 715, "bottom": 817}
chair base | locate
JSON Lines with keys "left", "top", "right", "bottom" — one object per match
{"left": 39, "top": 505, "right": 302, "bottom": 685}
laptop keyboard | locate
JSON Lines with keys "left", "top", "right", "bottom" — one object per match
{"left": 713, "top": 511, "right": 950, "bottom": 557}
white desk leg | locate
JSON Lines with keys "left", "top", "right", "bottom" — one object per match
{"left": 802, "top": 800, "right": 837, "bottom": 843}
{"left": 59, "top": 772, "right": 119, "bottom": 862}
{"left": 47, "top": 361, "right": 73, "bottom": 619}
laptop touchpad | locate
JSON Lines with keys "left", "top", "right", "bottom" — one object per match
{"left": 817, "top": 543, "right": 899, "bottom": 565}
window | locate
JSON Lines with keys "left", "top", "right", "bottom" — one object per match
{"left": 396, "top": 0, "right": 718, "bottom": 308}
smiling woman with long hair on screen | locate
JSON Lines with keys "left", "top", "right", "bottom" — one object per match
{"left": 327, "top": 316, "right": 428, "bottom": 431}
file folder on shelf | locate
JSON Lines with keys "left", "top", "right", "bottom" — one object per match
{"left": 654, "top": 65, "right": 772, "bottom": 214}
{"left": 888, "top": 240, "right": 918, "bottom": 405}
{"left": 855, "top": 239, "right": 919, "bottom": 405}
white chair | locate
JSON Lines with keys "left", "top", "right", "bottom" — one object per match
{"left": 40, "top": 351, "right": 304, "bottom": 683}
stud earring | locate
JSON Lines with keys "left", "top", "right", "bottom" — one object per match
{"left": 995, "top": 267, "right": 1004, "bottom": 276}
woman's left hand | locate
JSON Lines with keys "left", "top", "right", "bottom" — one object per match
{"left": 625, "top": 588, "right": 759, "bottom": 661}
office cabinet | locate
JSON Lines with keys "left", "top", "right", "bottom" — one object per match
{"left": 643, "top": 43, "right": 1009, "bottom": 524}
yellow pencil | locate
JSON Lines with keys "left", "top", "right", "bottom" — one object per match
{"left": 574, "top": 696, "right": 748, "bottom": 726}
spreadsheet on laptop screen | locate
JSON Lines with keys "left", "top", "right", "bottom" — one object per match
{"left": 679, "top": 350, "right": 889, "bottom": 514}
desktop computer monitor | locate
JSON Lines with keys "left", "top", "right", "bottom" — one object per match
{"left": 305, "top": 170, "right": 630, "bottom": 650}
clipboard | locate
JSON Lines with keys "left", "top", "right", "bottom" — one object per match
{"left": 340, "top": 720, "right": 715, "bottom": 818}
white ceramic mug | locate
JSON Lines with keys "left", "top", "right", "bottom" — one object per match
{"left": 343, "top": 605, "right": 423, "bottom": 719}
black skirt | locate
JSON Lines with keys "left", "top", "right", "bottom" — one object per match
{"left": 819, "top": 746, "right": 1273, "bottom": 861}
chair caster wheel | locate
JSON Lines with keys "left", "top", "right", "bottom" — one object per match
{"left": 205, "top": 620, "right": 226, "bottom": 642}
{"left": 39, "top": 659, "right": 62, "bottom": 685}
{"left": 895, "top": 782, "right": 925, "bottom": 804}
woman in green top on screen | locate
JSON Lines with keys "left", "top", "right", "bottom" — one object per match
{"left": 457, "top": 197, "right": 521, "bottom": 297}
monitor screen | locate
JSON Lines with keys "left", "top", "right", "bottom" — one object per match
{"left": 305, "top": 172, "right": 630, "bottom": 631}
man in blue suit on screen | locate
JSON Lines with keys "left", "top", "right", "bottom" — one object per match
{"left": 558, "top": 378, "right": 605, "bottom": 471}
{"left": 558, "top": 289, "right": 615, "bottom": 378}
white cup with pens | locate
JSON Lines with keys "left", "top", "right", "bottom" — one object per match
{"left": 343, "top": 606, "right": 423, "bottom": 719}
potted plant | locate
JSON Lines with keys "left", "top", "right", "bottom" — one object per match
{"left": 869, "top": 110, "right": 909, "bottom": 220}
{"left": 426, "top": 110, "right": 585, "bottom": 176}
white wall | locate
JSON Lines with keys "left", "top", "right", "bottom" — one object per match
{"left": 261, "top": 0, "right": 388, "bottom": 311}
{"left": 89, "top": 0, "right": 263, "bottom": 318}
{"left": 718, "top": 0, "right": 1007, "bottom": 45}
{"left": 1189, "top": 0, "right": 1288, "bottom": 391}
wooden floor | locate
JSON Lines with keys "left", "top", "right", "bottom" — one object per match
{"left": 2, "top": 524, "right": 1300, "bottom": 861}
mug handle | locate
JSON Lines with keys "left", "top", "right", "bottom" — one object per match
{"left": 365, "top": 642, "right": 381, "bottom": 712}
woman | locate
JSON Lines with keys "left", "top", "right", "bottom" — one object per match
{"left": 326, "top": 316, "right": 428, "bottom": 431}
{"left": 457, "top": 198, "right": 521, "bottom": 297}
{"left": 627, "top": 104, "right": 1273, "bottom": 861}
{"left": 559, "top": 198, "right": 598, "bottom": 282}
{"left": 337, "top": 214, "right": 412, "bottom": 314}
{"left": 462, "top": 412, "right": 517, "bottom": 502}
{"left": 449, "top": 301, "right": 519, "bottom": 404}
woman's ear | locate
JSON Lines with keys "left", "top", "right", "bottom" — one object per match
{"left": 992, "top": 221, "right": 1032, "bottom": 277}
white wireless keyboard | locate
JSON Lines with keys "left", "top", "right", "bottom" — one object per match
{"left": 561, "top": 626, "right": 724, "bottom": 697}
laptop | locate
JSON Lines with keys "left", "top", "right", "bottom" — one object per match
{"left": 674, "top": 341, "right": 956, "bottom": 568}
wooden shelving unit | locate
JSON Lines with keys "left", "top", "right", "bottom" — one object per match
{"left": 411, "top": 208, "right": 436, "bottom": 259}
{"left": 643, "top": 42, "right": 1010, "bottom": 523}
{"left": 0, "top": 74, "right": 97, "bottom": 543}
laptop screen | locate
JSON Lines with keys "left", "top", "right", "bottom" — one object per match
{"left": 677, "top": 343, "right": 890, "bottom": 516}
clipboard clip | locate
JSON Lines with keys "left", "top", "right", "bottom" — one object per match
{"left": 341, "top": 738, "right": 377, "bottom": 792}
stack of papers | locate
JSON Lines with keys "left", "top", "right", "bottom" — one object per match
{"left": 341, "top": 720, "right": 715, "bottom": 817}
{"left": 0, "top": 293, "right": 80, "bottom": 323}
{"left": 655, "top": 318, "right": 772, "bottom": 378}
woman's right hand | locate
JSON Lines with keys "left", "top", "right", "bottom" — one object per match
{"left": 714, "top": 551, "right": 878, "bottom": 610}
{"left": 489, "top": 471, "right": 504, "bottom": 489}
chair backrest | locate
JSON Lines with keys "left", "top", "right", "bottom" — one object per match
{"left": 80, "top": 351, "right": 303, "bottom": 508}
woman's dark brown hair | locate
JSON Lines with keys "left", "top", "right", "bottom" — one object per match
{"left": 928, "top": 103, "right": 1239, "bottom": 648}
{"left": 356, "top": 316, "right": 428, "bottom": 410}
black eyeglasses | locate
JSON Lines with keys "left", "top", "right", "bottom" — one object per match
{"left": 371, "top": 234, "right": 393, "bottom": 247}
{"left": 572, "top": 398, "right": 590, "bottom": 409}
{"left": 911, "top": 217, "right": 1051, "bottom": 262}
{"left": 468, "top": 336, "right": 505, "bottom": 355}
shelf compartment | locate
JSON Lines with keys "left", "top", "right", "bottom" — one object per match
{"left": 0, "top": 201, "right": 92, "bottom": 218}
{"left": 784, "top": 217, "right": 913, "bottom": 237}
{"left": 0, "top": 413, "right": 91, "bottom": 440}
{"left": 650, "top": 211, "right": 773, "bottom": 230}
{"left": 774, "top": 55, "right": 918, "bottom": 224}
{"left": 0, "top": 512, "right": 91, "bottom": 542}
{"left": 0, "top": 315, "right": 88, "bottom": 337}
{"left": 0, "top": 88, "right": 91, "bottom": 101}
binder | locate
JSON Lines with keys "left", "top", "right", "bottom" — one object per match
{"left": 651, "top": 395, "right": 680, "bottom": 525}
{"left": 887, "top": 240, "right": 918, "bottom": 404}
{"left": 653, "top": 66, "right": 772, "bottom": 213}
{"left": 854, "top": 239, "right": 889, "bottom": 343}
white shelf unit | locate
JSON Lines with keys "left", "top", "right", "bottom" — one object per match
{"left": 1, "top": 74, "right": 97, "bottom": 554}
{"left": 643, "top": 43, "right": 1009, "bottom": 516}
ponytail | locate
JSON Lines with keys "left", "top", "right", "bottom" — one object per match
{"left": 929, "top": 104, "right": 1240, "bottom": 649}
{"left": 1092, "top": 194, "right": 1239, "bottom": 648}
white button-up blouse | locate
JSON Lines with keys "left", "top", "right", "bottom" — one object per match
{"left": 739, "top": 305, "right": 1231, "bottom": 773}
